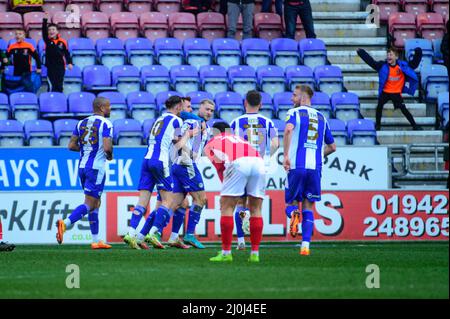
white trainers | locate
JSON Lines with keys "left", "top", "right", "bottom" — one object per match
{"left": 239, "top": 210, "right": 250, "bottom": 235}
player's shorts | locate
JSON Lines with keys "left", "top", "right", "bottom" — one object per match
{"left": 78, "top": 167, "right": 105, "bottom": 199}
{"left": 221, "top": 157, "right": 266, "bottom": 199}
{"left": 172, "top": 163, "right": 205, "bottom": 194}
{"left": 285, "top": 168, "right": 321, "bottom": 203}
{"left": 138, "top": 159, "right": 173, "bottom": 192}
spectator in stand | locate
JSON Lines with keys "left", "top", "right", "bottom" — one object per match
{"left": 357, "top": 46, "right": 423, "bottom": 131}
{"left": 220, "top": 0, "right": 228, "bottom": 15}
{"left": 262, "top": 0, "right": 283, "bottom": 17}
{"left": 189, "top": 0, "right": 212, "bottom": 13}
{"left": 284, "top": 0, "right": 316, "bottom": 39}
{"left": 227, "top": 0, "right": 255, "bottom": 40}
{"left": 441, "top": 20, "right": 449, "bottom": 76}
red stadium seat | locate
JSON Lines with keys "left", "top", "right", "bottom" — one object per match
{"left": 24, "top": 12, "right": 47, "bottom": 44}
{"left": 67, "top": 0, "right": 96, "bottom": 14}
{"left": 42, "top": 0, "right": 66, "bottom": 13}
{"left": 388, "top": 12, "right": 417, "bottom": 48}
{"left": 254, "top": 0, "right": 263, "bottom": 13}
{"left": 53, "top": 11, "right": 82, "bottom": 40}
{"left": 168, "top": 12, "right": 197, "bottom": 41}
{"left": 140, "top": 12, "right": 169, "bottom": 42}
{"left": 254, "top": 13, "right": 283, "bottom": 41}
{"left": 126, "top": 0, "right": 153, "bottom": 12}
{"left": 197, "top": 12, "right": 226, "bottom": 42}
{"left": 417, "top": 12, "right": 445, "bottom": 40}
{"left": 431, "top": 0, "right": 449, "bottom": 21}
{"left": 225, "top": 14, "right": 244, "bottom": 40}
{"left": 0, "top": 12, "right": 23, "bottom": 42}
{"left": 111, "top": 12, "right": 140, "bottom": 42}
{"left": 97, "top": 0, "right": 124, "bottom": 14}
{"left": 154, "top": 0, "right": 181, "bottom": 13}
{"left": 82, "top": 11, "right": 111, "bottom": 42}
{"left": 0, "top": 0, "right": 7, "bottom": 11}
{"left": 402, "top": 0, "right": 428, "bottom": 16}
{"left": 372, "top": 0, "right": 400, "bottom": 23}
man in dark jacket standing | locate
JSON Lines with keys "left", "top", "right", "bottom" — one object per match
{"left": 42, "top": 17, "right": 72, "bottom": 92}
{"left": 227, "top": 0, "right": 255, "bottom": 40}
{"left": 357, "top": 46, "right": 423, "bottom": 131}
{"left": 284, "top": 0, "right": 316, "bottom": 39}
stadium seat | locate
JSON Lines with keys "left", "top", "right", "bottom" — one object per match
{"left": 111, "top": 12, "right": 140, "bottom": 42}
{"left": 388, "top": 12, "right": 417, "bottom": 48}
{"left": 420, "top": 64, "right": 449, "bottom": 101}
{"left": 81, "top": 12, "right": 111, "bottom": 42}
{"left": 0, "top": 12, "right": 22, "bottom": 42}
{"left": 156, "top": 91, "right": 182, "bottom": 114}
{"left": 299, "top": 38, "right": 327, "bottom": 70}
{"left": 257, "top": 65, "right": 286, "bottom": 98}
{"left": 242, "top": 38, "right": 271, "bottom": 70}
{"left": 24, "top": 12, "right": 46, "bottom": 43}
{"left": 285, "top": 65, "right": 315, "bottom": 91}
{"left": 141, "top": 65, "right": 171, "bottom": 97}
{"left": 372, "top": 0, "right": 400, "bottom": 23}
{"left": 212, "top": 38, "right": 241, "bottom": 69}
{"left": 405, "top": 39, "right": 434, "bottom": 71}
{"left": 113, "top": 119, "right": 143, "bottom": 145}
{"left": 142, "top": 118, "right": 156, "bottom": 143}
{"left": 98, "top": 91, "right": 128, "bottom": 121}
{"left": 228, "top": 65, "right": 257, "bottom": 98}
{"left": 282, "top": 16, "right": 305, "bottom": 41}
{"left": 126, "top": 0, "right": 154, "bottom": 12}
{"left": 438, "top": 91, "right": 449, "bottom": 127}
{"left": 68, "top": 92, "right": 96, "bottom": 117}
{"left": 431, "top": 0, "right": 449, "bottom": 20}
{"left": 331, "top": 92, "right": 361, "bottom": 122}
{"left": 417, "top": 12, "right": 445, "bottom": 41}
{"left": 97, "top": 0, "right": 124, "bottom": 14}
{"left": 272, "top": 119, "right": 285, "bottom": 141}
{"left": 0, "top": 38, "right": 6, "bottom": 52}
{"left": 0, "top": 93, "right": 8, "bottom": 120}
{"left": 52, "top": 11, "right": 82, "bottom": 40}
{"left": 155, "top": 0, "right": 181, "bottom": 13}
{"left": 0, "top": 120, "right": 24, "bottom": 147}
{"left": 328, "top": 119, "right": 347, "bottom": 145}
{"left": 24, "top": 120, "right": 54, "bottom": 147}
{"left": 111, "top": 65, "right": 141, "bottom": 96}
{"left": 199, "top": 65, "right": 228, "bottom": 97}
{"left": 69, "top": 38, "right": 97, "bottom": 70}
{"left": 64, "top": 65, "right": 83, "bottom": 95}
{"left": 197, "top": 12, "right": 226, "bottom": 41}
{"left": 254, "top": 13, "right": 283, "bottom": 41}
{"left": 259, "top": 92, "right": 275, "bottom": 119}
{"left": 168, "top": 12, "right": 197, "bottom": 41}
{"left": 125, "top": 38, "right": 154, "bottom": 69}
{"left": 432, "top": 38, "right": 444, "bottom": 63}
{"left": 273, "top": 92, "right": 293, "bottom": 120}
{"left": 186, "top": 91, "right": 214, "bottom": 111}
{"left": 39, "top": 92, "right": 68, "bottom": 119}
{"left": 184, "top": 38, "right": 212, "bottom": 71}
{"left": 42, "top": 0, "right": 66, "bottom": 13}
{"left": 139, "top": 12, "right": 169, "bottom": 42}
{"left": 96, "top": 38, "right": 126, "bottom": 70}
{"left": 207, "top": 118, "right": 228, "bottom": 128}
{"left": 154, "top": 38, "right": 184, "bottom": 69}
{"left": 225, "top": 13, "right": 245, "bottom": 40}
{"left": 67, "top": 0, "right": 96, "bottom": 14}
{"left": 314, "top": 65, "right": 344, "bottom": 96}
{"left": 54, "top": 119, "right": 79, "bottom": 145}
{"left": 170, "top": 65, "right": 199, "bottom": 96}
{"left": 402, "top": 0, "right": 427, "bottom": 16}
{"left": 127, "top": 91, "right": 157, "bottom": 123}
{"left": 271, "top": 38, "right": 300, "bottom": 70}
{"left": 347, "top": 119, "right": 377, "bottom": 146}
{"left": 311, "top": 91, "right": 332, "bottom": 119}
{"left": 82, "top": 65, "right": 113, "bottom": 91}
{"left": 215, "top": 92, "right": 244, "bottom": 123}
{"left": 9, "top": 92, "right": 39, "bottom": 123}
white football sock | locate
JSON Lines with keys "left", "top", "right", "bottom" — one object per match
{"left": 63, "top": 218, "right": 71, "bottom": 227}
{"left": 222, "top": 250, "right": 231, "bottom": 256}
{"left": 237, "top": 237, "right": 245, "bottom": 245}
{"left": 92, "top": 234, "right": 99, "bottom": 243}
{"left": 251, "top": 250, "right": 259, "bottom": 256}
{"left": 169, "top": 232, "right": 179, "bottom": 242}
{"left": 301, "top": 241, "right": 310, "bottom": 249}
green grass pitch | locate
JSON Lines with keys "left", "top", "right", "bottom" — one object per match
{"left": 0, "top": 242, "right": 448, "bottom": 299}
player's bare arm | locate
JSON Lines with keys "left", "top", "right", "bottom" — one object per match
{"left": 270, "top": 136, "right": 280, "bottom": 156}
{"left": 103, "top": 137, "right": 113, "bottom": 161}
{"left": 324, "top": 143, "right": 337, "bottom": 157}
{"left": 68, "top": 135, "right": 80, "bottom": 152}
{"left": 283, "top": 123, "right": 294, "bottom": 171}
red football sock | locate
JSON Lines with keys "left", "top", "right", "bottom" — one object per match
{"left": 220, "top": 216, "right": 234, "bottom": 251}
{"left": 250, "top": 216, "right": 264, "bottom": 252}
{"left": 0, "top": 219, "right": 3, "bottom": 240}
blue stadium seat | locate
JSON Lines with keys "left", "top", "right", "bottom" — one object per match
{"left": 270, "top": 38, "right": 300, "bottom": 70}
{"left": 37, "top": 39, "right": 45, "bottom": 64}
{"left": 186, "top": 91, "right": 214, "bottom": 111}
{"left": 285, "top": 65, "right": 315, "bottom": 91}
{"left": 438, "top": 91, "right": 449, "bottom": 128}
{"left": 69, "top": 38, "right": 96, "bottom": 70}
{"left": 24, "top": 119, "right": 54, "bottom": 147}
{"left": 39, "top": 92, "right": 69, "bottom": 119}
{"left": 0, "top": 93, "right": 8, "bottom": 120}
{"left": 154, "top": 37, "right": 183, "bottom": 69}
{"left": 328, "top": 119, "right": 347, "bottom": 145}
{"left": 63, "top": 65, "right": 83, "bottom": 95}
{"left": 9, "top": 92, "right": 39, "bottom": 123}
{"left": 405, "top": 39, "right": 434, "bottom": 71}
{"left": 432, "top": 38, "right": 443, "bottom": 63}
{"left": 0, "top": 119, "right": 24, "bottom": 147}
{"left": 96, "top": 38, "right": 126, "bottom": 70}
{"left": 199, "top": 65, "right": 228, "bottom": 97}
{"left": 273, "top": 92, "right": 293, "bottom": 120}
{"left": 299, "top": 38, "right": 327, "bottom": 69}
{"left": 98, "top": 91, "right": 128, "bottom": 121}
{"left": 311, "top": 91, "right": 332, "bottom": 119}
{"left": 421, "top": 64, "right": 449, "bottom": 101}
{"left": 207, "top": 118, "right": 229, "bottom": 128}
{"left": 54, "top": 119, "right": 78, "bottom": 146}
{"left": 141, "top": 65, "right": 170, "bottom": 97}
{"left": 242, "top": 38, "right": 271, "bottom": 70}
{"left": 83, "top": 65, "right": 113, "bottom": 91}
{"left": 111, "top": 65, "right": 141, "bottom": 95}
{"left": 0, "top": 39, "right": 6, "bottom": 52}
{"left": 272, "top": 119, "right": 285, "bottom": 141}
{"left": 212, "top": 38, "right": 241, "bottom": 69}
{"left": 314, "top": 65, "right": 344, "bottom": 96}
{"left": 347, "top": 119, "right": 377, "bottom": 146}
{"left": 68, "top": 92, "right": 96, "bottom": 117}
{"left": 215, "top": 92, "right": 244, "bottom": 123}
{"left": 227, "top": 65, "right": 257, "bottom": 98}
{"left": 170, "top": 65, "right": 199, "bottom": 96}
{"left": 260, "top": 92, "right": 274, "bottom": 119}
{"left": 257, "top": 65, "right": 286, "bottom": 98}
{"left": 331, "top": 92, "right": 360, "bottom": 122}
{"left": 183, "top": 38, "right": 212, "bottom": 71}
{"left": 125, "top": 37, "right": 154, "bottom": 69}
{"left": 142, "top": 118, "right": 156, "bottom": 144}
{"left": 113, "top": 118, "right": 143, "bottom": 145}
{"left": 127, "top": 91, "right": 157, "bottom": 123}
{"left": 156, "top": 91, "right": 181, "bottom": 114}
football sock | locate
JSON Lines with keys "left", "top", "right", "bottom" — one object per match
{"left": 220, "top": 216, "right": 234, "bottom": 252}
{"left": 186, "top": 204, "right": 203, "bottom": 235}
{"left": 150, "top": 206, "right": 172, "bottom": 236}
{"left": 301, "top": 210, "right": 314, "bottom": 243}
{"left": 285, "top": 205, "right": 298, "bottom": 218}
{"left": 169, "top": 232, "right": 179, "bottom": 242}
{"left": 139, "top": 210, "right": 156, "bottom": 238}
{"left": 250, "top": 216, "right": 263, "bottom": 252}
{"left": 222, "top": 250, "right": 231, "bottom": 256}
{"left": 234, "top": 205, "right": 246, "bottom": 238}
{"left": 251, "top": 251, "right": 259, "bottom": 256}
{"left": 171, "top": 207, "right": 186, "bottom": 234}
{"left": 64, "top": 204, "right": 90, "bottom": 227}
{"left": 0, "top": 219, "right": 3, "bottom": 240}
{"left": 237, "top": 237, "right": 245, "bottom": 245}
{"left": 88, "top": 209, "right": 99, "bottom": 243}
{"left": 129, "top": 205, "right": 146, "bottom": 235}
{"left": 301, "top": 241, "right": 310, "bottom": 250}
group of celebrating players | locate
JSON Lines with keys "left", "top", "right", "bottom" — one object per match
{"left": 54, "top": 85, "right": 336, "bottom": 262}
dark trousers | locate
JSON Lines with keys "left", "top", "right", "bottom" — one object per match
{"left": 284, "top": 1, "right": 316, "bottom": 39}
{"left": 262, "top": 0, "right": 283, "bottom": 16}
{"left": 189, "top": 0, "right": 212, "bottom": 12}
{"left": 47, "top": 66, "right": 65, "bottom": 93}
{"left": 219, "top": 0, "right": 228, "bottom": 14}
{"left": 376, "top": 92, "right": 417, "bottom": 129}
